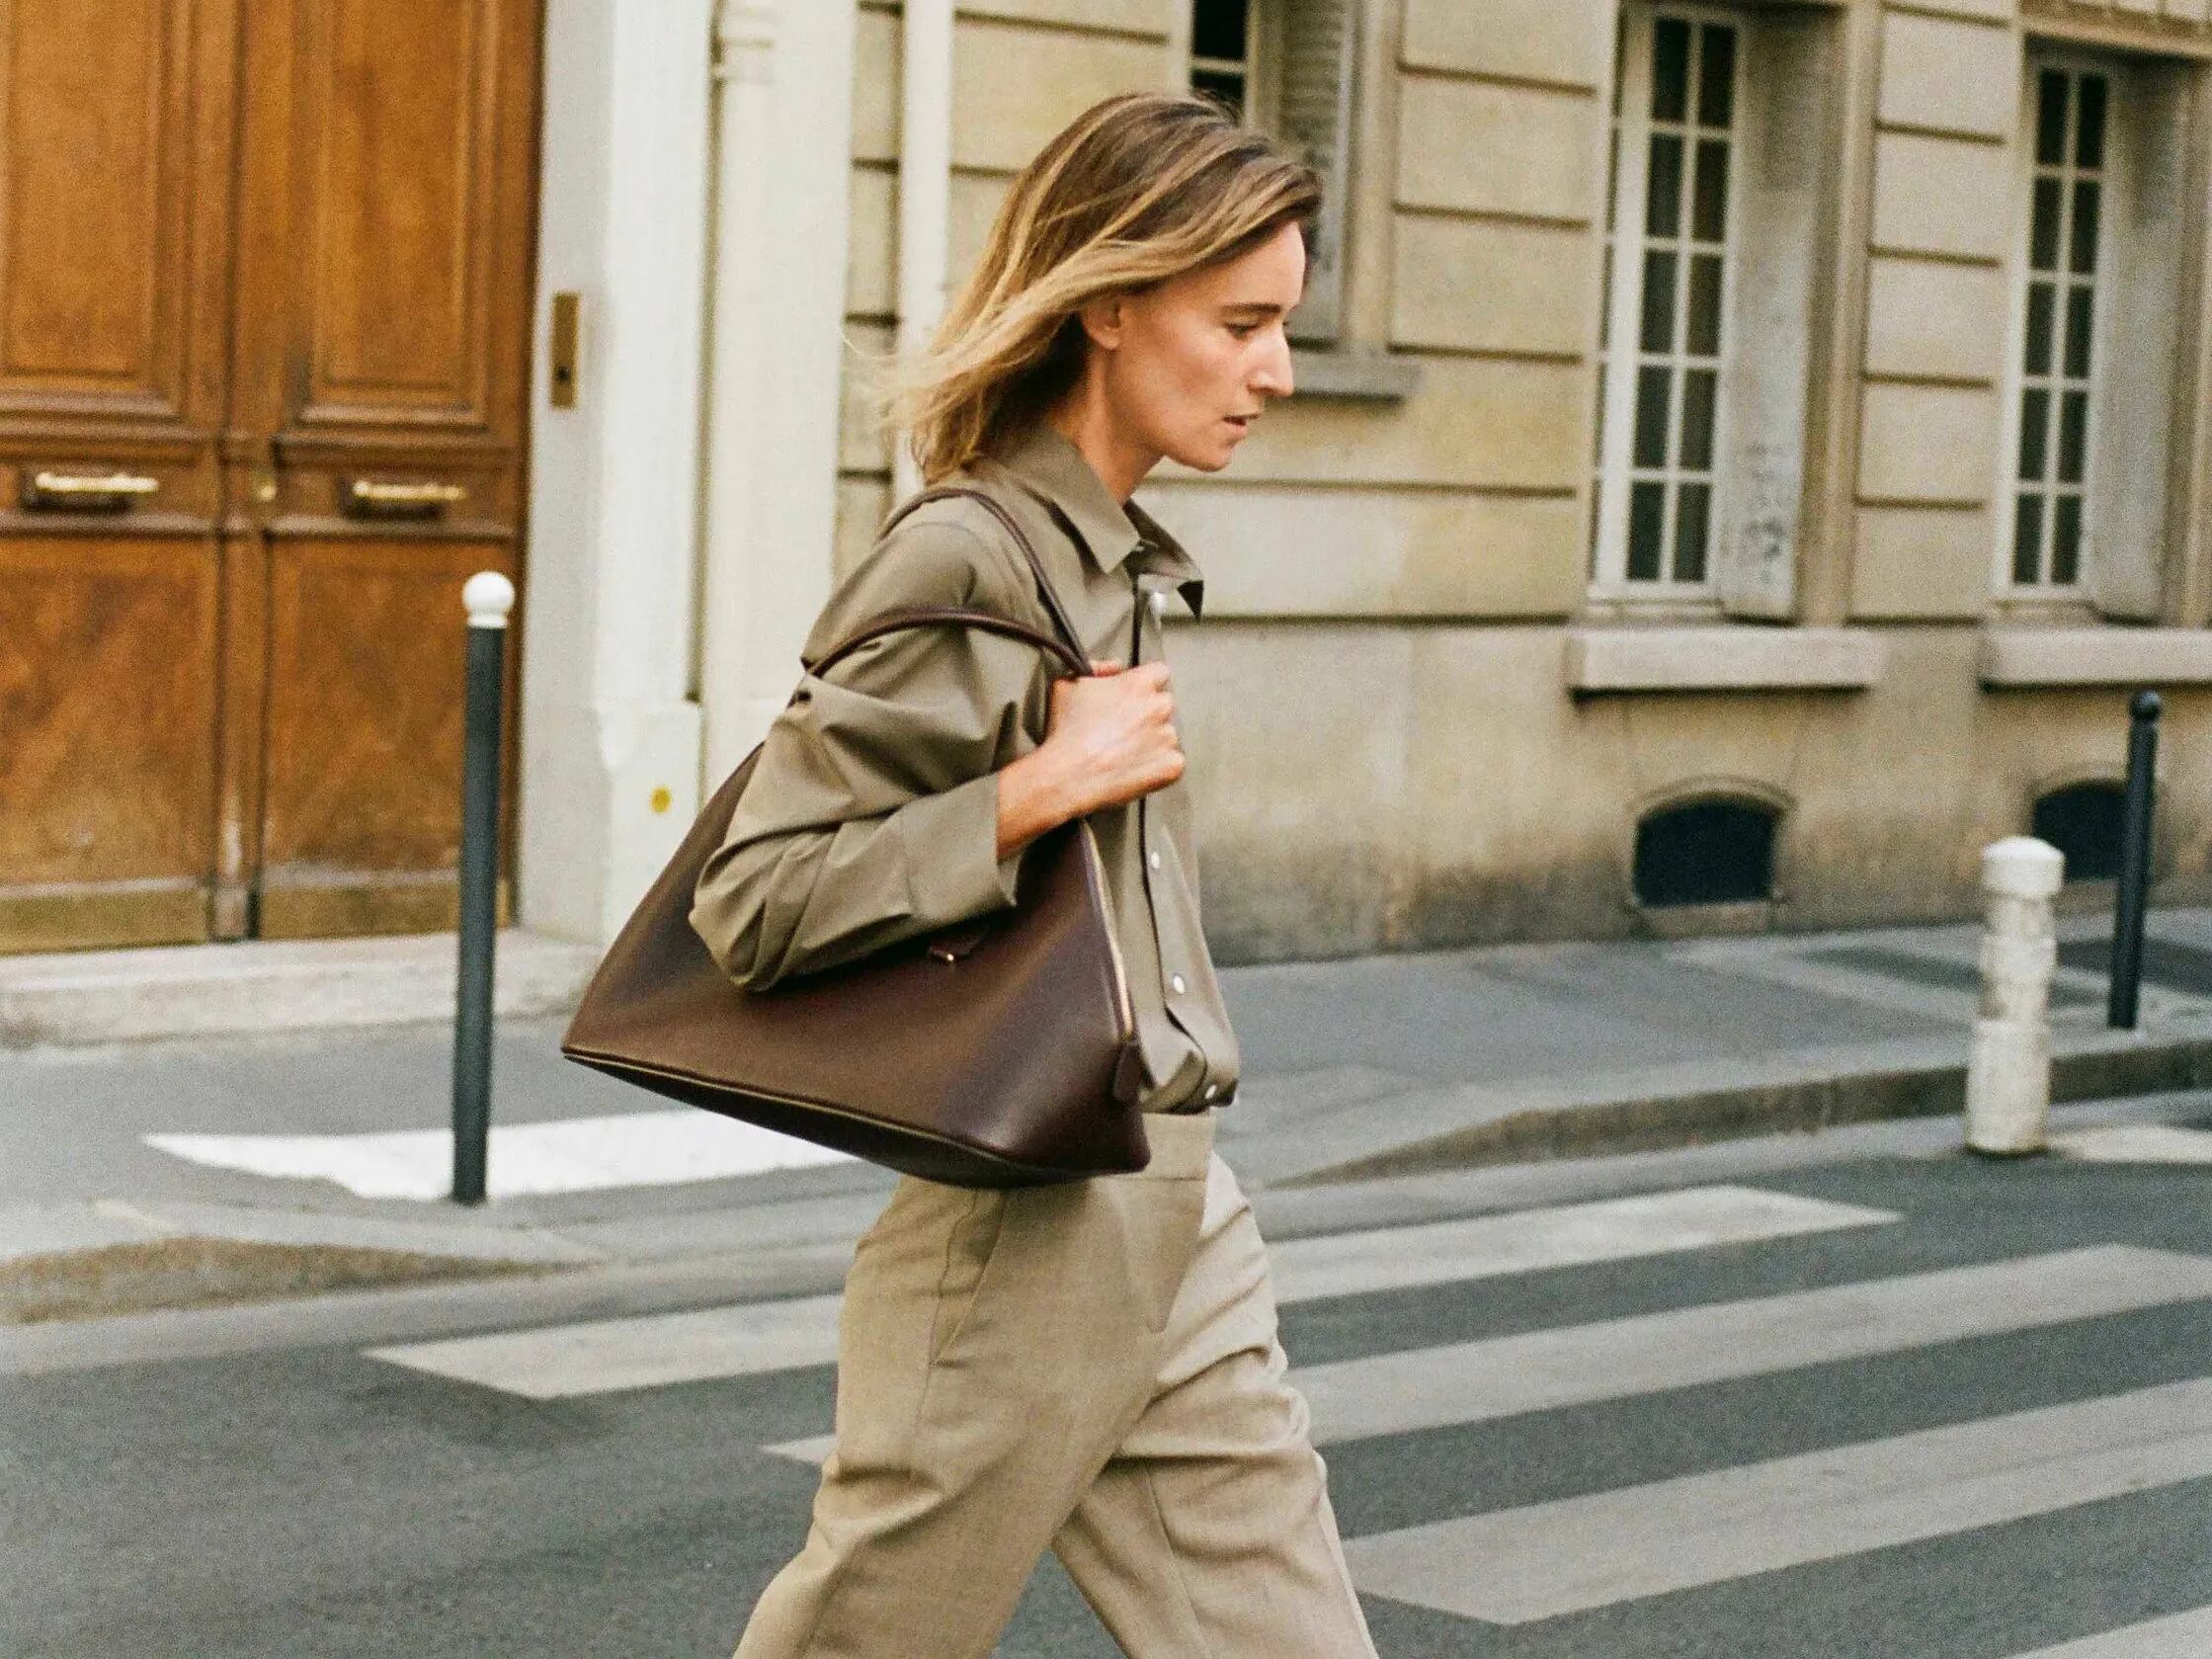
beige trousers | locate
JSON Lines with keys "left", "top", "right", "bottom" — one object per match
{"left": 733, "top": 1110, "right": 1377, "bottom": 1659}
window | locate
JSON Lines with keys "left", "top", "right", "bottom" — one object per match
{"left": 1589, "top": 5, "right": 1830, "bottom": 617}
{"left": 1999, "top": 52, "right": 2192, "bottom": 619}
{"left": 1184, "top": 0, "right": 1355, "bottom": 342}
{"left": 1593, "top": 9, "right": 1742, "bottom": 594}
{"left": 1189, "top": 0, "right": 1256, "bottom": 119}
{"left": 2007, "top": 63, "right": 2106, "bottom": 592}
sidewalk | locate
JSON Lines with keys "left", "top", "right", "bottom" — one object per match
{"left": 9, "top": 907, "right": 2212, "bottom": 1321}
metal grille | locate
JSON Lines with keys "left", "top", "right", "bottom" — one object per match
{"left": 1592, "top": 7, "right": 1743, "bottom": 593}
{"left": 2010, "top": 63, "right": 2108, "bottom": 591}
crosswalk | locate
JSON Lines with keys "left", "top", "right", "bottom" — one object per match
{"left": 361, "top": 1179, "right": 2212, "bottom": 1652}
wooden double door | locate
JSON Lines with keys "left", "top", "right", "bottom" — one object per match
{"left": 0, "top": 0, "right": 541, "bottom": 952}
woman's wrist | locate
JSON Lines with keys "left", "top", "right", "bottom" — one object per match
{"left": 995, "top": 746, "right": 1087, "bottom": 862}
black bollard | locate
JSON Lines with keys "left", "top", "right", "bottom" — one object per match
{"left": 452, "top": 571, "right": 515, "bottom": 1203}
{"left": 2107, "top": 689, "right": 2161, "bottom": 1031}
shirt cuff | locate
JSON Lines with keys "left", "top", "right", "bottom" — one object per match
{"left": 896, "top": 770, "right": 1024, "bottom": 926}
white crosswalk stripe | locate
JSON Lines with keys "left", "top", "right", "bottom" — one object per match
{"left": 1343, "top": 1378, "right": 2212, "bottom": 1625}
{"left": 366, "top": 1183, "right": 1888, "bottom": 1398}
{"left": 2007, "top": 1609, "right": 2212, "bottom": 1657}
{"left": 763, "top": 1244, "right": 2212, "bottom": 1466}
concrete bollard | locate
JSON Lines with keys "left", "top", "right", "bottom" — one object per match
{"left": 1964, "top": 836, "right": 2065, "bottom": 1156}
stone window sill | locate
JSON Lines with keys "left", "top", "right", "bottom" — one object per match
{"left": 1565, "top": 625, "right": 1887, "bottom": 694}
{"left": 1978, "top": 626, "right": 2212, "bottom": 688}
{"left": 1287, "top": 348, "right": 1422, "bottom": 402}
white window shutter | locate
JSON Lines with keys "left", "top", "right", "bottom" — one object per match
{"left": 1715, "top": 12, "right": 1828, "bottom": 621}
{"left": 1277, "top": 0, "right": 1357, "bottom": 343}
{"left": 2089, "top": 60, "right": 2188, "bottom": 623}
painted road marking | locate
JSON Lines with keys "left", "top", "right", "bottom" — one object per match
{"left": 2007, "top": 1608, "right": 2212, "bottom": 1657}
{"left": 759, "top": 1244, "right": 2212, "bottom": 1462}
{"left": 367, "top": 1184, "right": 1890, "bottom": 1398}
{"left": 1342, "top": 1378, "right": 2212, "bottom": 1625}
{"left": 147, "top": 1109, "right": 851, "bottom": 1200}
{"left": 2050, "top": 1124, "right": 2212, "bottom": 1165}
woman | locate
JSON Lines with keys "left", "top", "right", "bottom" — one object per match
{"left": 690, "top": 92, "right": 1378, "bottom": 1659}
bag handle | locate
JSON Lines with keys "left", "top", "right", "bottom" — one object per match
{"left": 879, "top": 484, "right": 1090, "bottom": 660}
{"left": 803, "top": 483, "right": 1097, "bottom": 683}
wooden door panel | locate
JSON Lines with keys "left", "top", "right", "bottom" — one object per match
{"left": 0, "top": 0, "right": 239, "bottom": 950}
{"left": 0, "top": 0, "right": 190, "bottom": 415}
{"left": 255, "top": 537, "right": 518, "bottom": 937}
{"left": 230, "top": 0, "right": 538, "bottom": 936}
{"left": 296, "top": 0, "right": 503, "bottom": 427}
{"left": 0, "top": 537, "right": 217, "bottom": 949}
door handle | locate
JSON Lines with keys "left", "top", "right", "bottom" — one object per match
{"left": 22, "top": 469, "right": 159, "bottom": 511}
{"left": 344, "top": 477, "right": 467, "bottom": 519}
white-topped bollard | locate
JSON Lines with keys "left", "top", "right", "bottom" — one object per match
{"left": 463, "top": 569, "right": 517, "bottom": 630}
{"left": 452, "top": 569, "right": 517, "bottom": 1203}
{"left": 1964, "top": 836, "right": 2065, "bottom": 1156}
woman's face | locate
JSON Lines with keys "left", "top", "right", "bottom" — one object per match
{"left": 1087, "top": 219, "right": 1305, "bottom": 472}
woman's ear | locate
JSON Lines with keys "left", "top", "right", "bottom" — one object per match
{"left": 1075, "top": 292, "right": 1125, "bottom": 354}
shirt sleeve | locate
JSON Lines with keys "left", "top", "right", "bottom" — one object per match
{"left": 688, "top": 510, "right": 1052, "bottom": 992}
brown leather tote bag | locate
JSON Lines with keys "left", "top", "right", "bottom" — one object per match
{"left": 559, "top": 488, "right": 1150, "bottom": 1188}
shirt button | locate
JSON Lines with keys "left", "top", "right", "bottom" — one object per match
{"left": 1170, "top": 973, "right": 1187, "bottom": 995}
{"left": 1148, "top": 850, "right": 1161, "bottom": 871}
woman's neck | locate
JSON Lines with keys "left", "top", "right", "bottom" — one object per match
{"left": 1043, "top": 393, "right": 1158, "bottom": 504}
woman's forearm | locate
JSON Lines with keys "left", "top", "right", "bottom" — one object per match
{"left": 995, "top": 747, "right": 1087, "bottom": 862}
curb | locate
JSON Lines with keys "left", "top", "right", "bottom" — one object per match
{"left": 1288, "top": 1028, "right": 2212, "bottom": 1185}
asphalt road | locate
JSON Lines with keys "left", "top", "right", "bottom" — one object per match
{"left": 6, "top": 1123, "right": 2211, "bottom": 1658}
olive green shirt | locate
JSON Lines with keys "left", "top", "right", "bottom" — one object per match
{"left": 688, "top": 422, "right": 1241, "bottom": 1115}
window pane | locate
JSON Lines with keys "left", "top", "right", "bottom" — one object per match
{"left": 2036, "top": 69, "right": 2068, "bottom": 166}
{"left": 2053, "top": 494, "right": 2083, "bottom": 585}
{"left": 1191, "top": 68, "right": 1244, "bottom": 118}
{"left": 2024, "top": 283, "right": 2055, "bottom": 375}
{"left": 1641, "top": 248, "right": 1678, "bottom": 353}
{"left": 2069, "top": 179, "right": 2100, "bottom": 276}
{"left": 1191, "top": 0, "right": 1249, "bottom": 62}
{"left": 2013, "top": 493, "right": 2045, "bottom": 585}
{"left": 2077, "top": 75, "right": 2107, "bottom": 170}
{"left": 1697, "top": 26, "right": 1736, "bottom": 128}
{"left": 1691, "top": 140, "right": 1729, "bottom": 242}
{"left": 2018, "top": 387, "right": 2049, "bottom": 482}
{"left": 1634, "top": 365, "right": 1673, "bottom": 468}
{"left": 1628, "top": 480, "right": 1668, "bottom": 580}
{"left": 1679, "top": 368, "right": 1717, "bottom": 470}
{"left": 1685, "top": 253, "right": 1723, "bottom": 356}
{"left": 1647, "top": 133, "right": 1684, "bottom": 238}
{"left": 2064, "top": 284, "right": 2093, "bottom": 378}
{"left": 1674, "top": 481, "right": 1712, "bottom": 583}
{"left": 1597, "top": 247, "right": 1614, "bottom": 352}
{"left": 1604, "top": 124, "right": 1621, "bottom": 230}
{"left": 2030, "top": 178, "right": 2063, "bottom": 272}
{"left": 2058, "top": 388, "right": 2089, "bottom": 484}
{"left": 1653, "top": 18, "right": 1691, "bottom": 123}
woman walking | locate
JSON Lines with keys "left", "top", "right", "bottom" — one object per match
{"left": 690, "top": 91, "right": 1378, "bottom": 1659}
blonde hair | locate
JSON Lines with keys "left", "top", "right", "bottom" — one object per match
{"left": 862, "top": 92, "right": 1321, "bottom": 484}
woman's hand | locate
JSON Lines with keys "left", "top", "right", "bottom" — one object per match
{"left": 1043, "top": 659, "right": 1186, "bottom": 811}
{"left": 994, "top": 659, "right": 1183, "bottom": 860}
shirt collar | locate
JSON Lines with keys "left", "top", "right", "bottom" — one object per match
{"left": 987, "top": 422, "right": 1206, "bottom": 618}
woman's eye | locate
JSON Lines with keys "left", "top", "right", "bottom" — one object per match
{"left": 1227, "top": 322, "right": 1259, "bottom": 339}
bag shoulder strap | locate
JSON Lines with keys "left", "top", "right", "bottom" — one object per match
{"left": 878, "top": 484, "right": 1087, "bottom": 659}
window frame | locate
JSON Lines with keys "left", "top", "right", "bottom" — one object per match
{"left": 1994, "top": 46, "right": 2127, "bottom": 613}
{"left": 1589, "top": 1, "right": 1752, "bottom": 608}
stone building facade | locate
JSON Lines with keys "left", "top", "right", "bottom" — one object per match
{"left": 518, "top": 0, "right": 2212, "bottom": 966}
